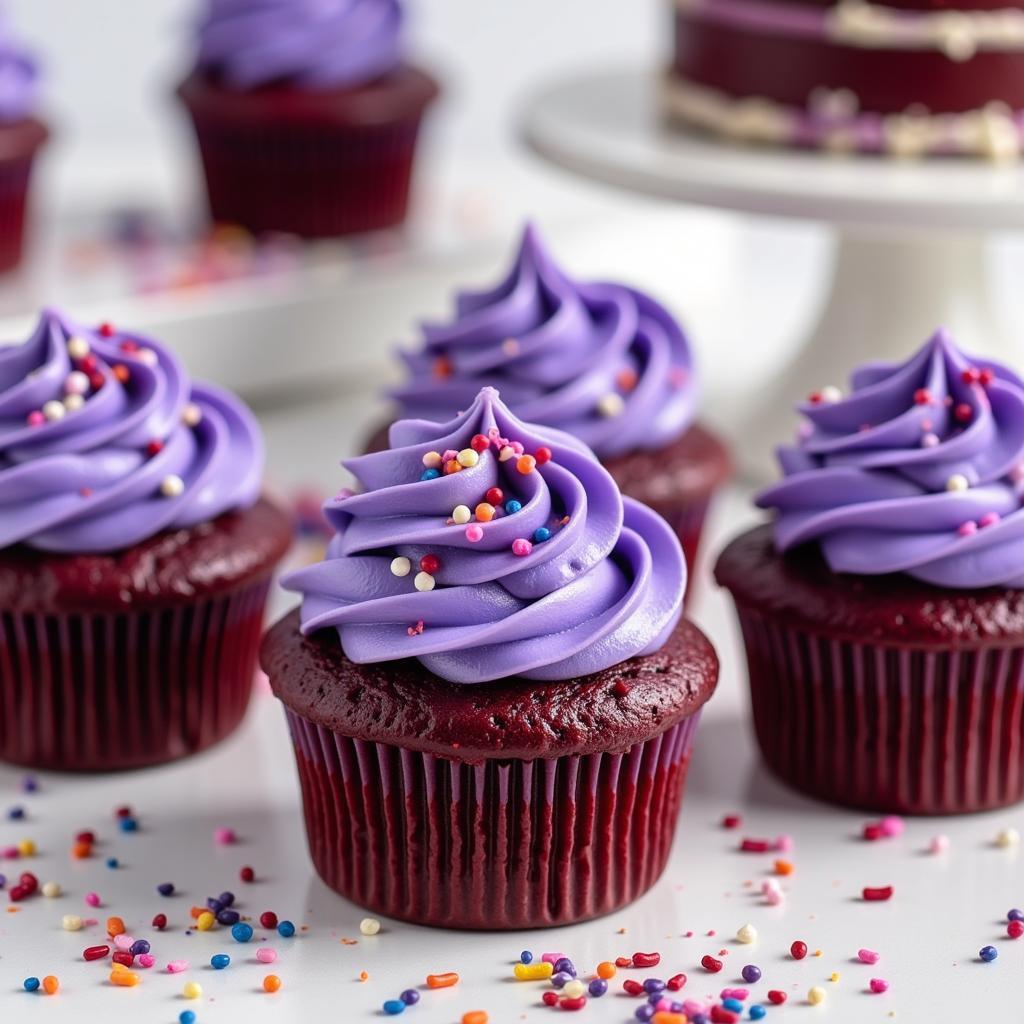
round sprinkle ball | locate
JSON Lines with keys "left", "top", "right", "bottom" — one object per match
{"left": 263, "top": 975, "right": 282, "bottom": 993}
{"left": 946, "top": 474, "right": 969, "bottom": 492}
{"left": 23, "top": 976, "right": 40, "bottom": 992}
{"left": 62, "top": 915, "right": 83, "bottom": 932}
{"left": 456, "top": 448, "right": 479, "bottom": 468}
{"left": 980, "top": 945, "right": 998, "bottom": 962}
{"left": 277, "top": 920, "right": 296, "bottom": 938}
{"left": 231, "top": 922, "right": 254, "bottom": 943}
{"left": 256, "top": 948, "right": 278, "bottom": 964}
{"left": 736, "top": 923, "right": 757, "bottom": 944}
{"left": 183, "top": 981, "right": 202, "bottom": 999}
{"left": 213, "top": 826, "right": 236, "bottom": 845}
{"left": 422, "top": 451, "right": 442, "bottom": 469}
{"left": 465, "top": 525, "right": 483, "bottom": 543}
{"left": 390, "top": 557, "right": 411, "bottom": 577}
{"left": 512, "top": 538, "right": 532, "bottom": 557}
{"left": 750, "top": 1006, "right": 767, "bottom": 1020}
{"left": 808, "top": 986, "right": 826, "bottom": 1005}
{"left": 359, "top": 917, "right": 381, "bottom": 936}
{"left": 383, "top": 1000, "right": 406, "bottom": 1016}
{"left": 413, "top": 571, "right": 435, "bottom": 592}
{"left": 180, "top": 1013, "right": 197, "bottom": 1024}
{"left": 563, "top": 979, "right": 585, "bottom": 999}
{"left": 400, "top": 989, "right": 420, "bottom": 1005}
{"left": 742, "top": 964, "right": 762, "bottom": 983}
{"left": 996, "top": 827, "right": 1020, "bottom": 848}
{"left": 41, "top": 881, "right": 60, "bottom": 898}
{"left": 211, "top": 954, "right": 230, "bottom": 970}
{"left": 452, "top": 505, "right": 471, "bottom": 525}
{"left": 532, "top": 526, "right": 551, "bottom": 543}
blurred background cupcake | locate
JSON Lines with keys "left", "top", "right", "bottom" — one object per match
{"left": 371, "top": 222, "right": 732, "bottom": 578}
{"left": 0, "top": 4, "right": 46, "bottom": 272}
{"left": 176, "top": 0, "right": 440, "bottom": 238}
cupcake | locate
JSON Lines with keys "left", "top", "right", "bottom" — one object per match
{"left": 373, "top": 223, "right": 731, "bottom": 576}
{"left": 716, "top": 329, "right": 1024, "bottom": 815}
{"left": 0, "top": 10, "right": 47, "bottom": 272}
{"left": 177, "top": 0, "right": 439, "bottom": 237}
{"left": 0, "top": 310, "right": 292, "bottom": 771}
{"left": 262, "top": 387, "right": 718, "bottom": 928}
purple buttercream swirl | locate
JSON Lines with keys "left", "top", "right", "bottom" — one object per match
{"left": 392, "top": 224, "right": 696, "bottom": 460}
{"left": 0, "top": 10, "right": 38, "bottom": 122}
{"left": 196, "top": 0, "right": 404, "bottom": 90}
{"left": 0, "top": 310, "right": 264, "bottom": 554}
{"left": 285, "top": 387, "right": 686, "bottom": 684}
{"left": 758, "top": 328, "right": 1024, "bottom": 587}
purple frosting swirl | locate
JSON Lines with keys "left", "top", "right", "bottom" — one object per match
{"left": 391, "top": 224, "right": 696, "bottom": 460}
{"left": 0, "top": 9, "right": 38, "bottom": 122}
{"left": 0, "top": 309, "right": 264, "bottom": 554}
{"left": 758, "top": 328, "right": 1024, "bottom": 588}
{"left": 285, "top": 387, "right": 686, "bottom": 683}
{"left": 196, "top": 0, "right": 404, "bottom": 90}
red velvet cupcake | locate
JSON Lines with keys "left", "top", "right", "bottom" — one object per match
{"left": 262, "top": 388, "right": 718, "bottom": 928}
{"left": 375, "top": 223, "right": 731, "bottom": 578}
{"left": 716, "top": 329, "right": 1024, "bottom": 814}
{"left": 0, "top": 310, "right": 291, "bottom": 771}
{"left": 177, "top": 0, "right": 439, "bottom": 237}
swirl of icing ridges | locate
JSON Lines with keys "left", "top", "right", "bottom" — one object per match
{"left": 285, "top": 387, "right": 686, "bottom": 683}
{"left": 0, "top": 309, "right": 263, "bottom": 553}
{"left": 196, "top": 0, "right": 404, "bottom": 90}
{"left": 392, "top": 223, "right": 696, "bottom": 460}
{"left": 758, "top": 328, "right": 1024, "bottom": 587}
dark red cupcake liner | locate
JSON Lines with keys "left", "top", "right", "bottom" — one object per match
{"left": 0, "top": 578, "right": 272, "bottom": 772}
{"left": 285, "top": 709, "right": 702, "bottom": 929}
{"left": 734, "top": 603, "right": 1024, "bottom": 815}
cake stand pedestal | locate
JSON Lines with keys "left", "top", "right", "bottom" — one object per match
{"left": 520, "top": 68, "right": 1024, "bottom": 477}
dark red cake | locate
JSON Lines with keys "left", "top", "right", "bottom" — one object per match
{"left": 0, "top": 500, "right": 292, "bottom": 772}
{"left": 261, "top": 609, "right": 718, "bottom": 929}
{"left": 716, "top": 524, "right": 1024, "bottom": 814}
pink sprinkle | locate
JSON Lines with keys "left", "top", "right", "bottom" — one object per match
{"left": 980, "top": 512, "right": 1001, "bottom": 527}
{"left": 921, "top": 419, "right": 933, "bottom": 431}
{"left": 683, "top": 1000, "right": 708, "bottom": 1016}
{"left": 656, "top": 998, "right": 673, "bottom": 1012}
{"left": 84, "top": 892, "right": 100, "bottom": 907}
{"left": 512, "top": 538, "right": 532, "bottom": 557}
{"left": 465, "top": 525, "right": 483, "bottom": 543}
{"left": 957, "top": 521, "right": 978, "bottom": 537}
{"left": 26, "top": 410, "right": 44, "bottom": 427}
{"left": 137, "top": 953, "right": 156, "bottom": 969}
{"left": 921, "top": 432, "right": 940, "bottom": 448}
{"left": 214, "top": 826, "right": 236, "bottom": 845}
{"left": 869, "top": 978, "right": 889, "bottom": 994}
{"left": 167, "top": 960, "right": 189, "bottom": 974}
{"left": 3, "top": 846, "right": 19, "bottom": 859}
{"left": 762, "top": 879, "right": 783, "bottom": 905}
{"left": 541, "top": 953, "right": 568, "bottom": 965}
{"left": 721, "top": 988, "right": 749, "bottom": 1001}
{"left": 511, "top": 441, "right": 525, "bottom": 455}
{"left": 775, "top": 834, "right": 794, "bottom": 852}
{"left": 487, "top": 427, "right": 501, "bottom": 440}
{"left": 879, "top": 816, "right": 904, "bottom": 837}
{"left": 442, "top": 449, "right": 457, "bottom": 462}
{"left": 858, "top": 949, "right": 880, "bottom": 965}
{"left": 256, "top": 948, "right": 278, "bottom": 964}
{"left": 929, "top": 835, "right": 950, "bottom": 854}
{"left": 113, "top": 934, "right": 134, "bottom": 951}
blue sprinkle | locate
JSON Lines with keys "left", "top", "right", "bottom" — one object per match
{"left": 7, "top": 806, "right": 24, "bottom": 820}
{"left": 750, "top": 1007, "right": 767, "bottom": 1021}
{"left": 21, "top": 776, "right": 37, "bottom": 793}
{"left": 277, "top": 920, "right": 295, "bottom": 938}
{"left": 505, "top": 499, "right": 522, "bottom": 515}
{"left": 400, "top": 989, "right": 420, "bottom": 1005}
{"left": 420, "top": 468, "right": 441, "bottom": 481}
{"left": 519, "top": 950, "right": 533, "bottom": 965}
{"left": 106, "top": 858, "right": 119, "bottom": 869}
{"left": 589, "top": 978, "right": 608, "bottom": 997}
{"left": 130, "top": 939, "right": 150, "bottom": 956}
{"left": 23, "top": 977, "right": 40, "bottom": 992}
{"left": 157, "top": 882, "right": 174, "bottom": 897}
{"left": 981, "top": 945, "right": 999, "bottom": 962}
{"left": 383, "top": 999, "right": 406, "bottom": 1015}
{"left": 211, "top": 953, "right": 231, "bottom": 970}
{"left": 532, "top": 526, "right": 551, "bottom": 543}
{"left": 723, "top": 997, "right": 744, "bottom": 1012}
{"left": 217, "top": 909, "right": 240, "bottom": 926}
{"left": 231, "top": 922, "right": 253, "bottom": 943}
{"left": 119, "top": 817, "right": 138, "bottom": 833}
{"left": 179, "top": 1013, "right": 197, "bottom": 1024}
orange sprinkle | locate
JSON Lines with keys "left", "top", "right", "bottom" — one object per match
{"left": 340, "top": 938, "right": 358, "bottom": 945}
{"left": 112, "top": 364, "right": 130, "bottom": 383}
{"left": 190, "top": 905, "right": 205, "bottom": 919}
{"left": 596, "top": 961, "right": 617, "bottom": 980}
{"left": 652, "top": 1013, "right": 686, "bottom": 1024}
{"left": 814, "top": 949, "right": 823, "bottom": 957}
{"left": 462, "top": 1012, "right": 488, "bottom": 1024}
{"left": 263, "top": 974, "right": 282, "bottom": 993}
{"left": 516, "top": 455, "right": 537, "bottom": 475}
{"left": 474, "top": 503, "right": 495, "bottom": 523}
{"left": 616, "top": 368, "right": 639, "bottom": 392}
{"left": 42, "top": 975, "right": 59, "bottom": 995}
{"left": 71, "top": 841, "right": 92, "bottom": 859}
{"left": 359, "top": 971, "right": 369, "bottom": 982}
{"left": 106, "top": 916, "right": 126, "bottom": 937}
{"left": 775, "top": 859, "right": 794, "bottom": 876}
{"left": 433, "top": 357, "right": 452, "bottom": 379}
{"left": 109, "top": 969, "right": 139, "bottom": 987}
{"left": 444, "top": 460, "right": 462, "bottom": 475}
{"left": 427, "top": 972, "right": 460, "bottom": 989}
{"left": 6, "top": 906, "right": 20, "bottom": 913}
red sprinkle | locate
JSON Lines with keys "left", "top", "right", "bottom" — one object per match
{"left": 419, "top": 554, "right": 441, "bottom": 575}
{"left": 721, "top": 814, "right": 742, "bottom": 829}
{"left": 535, "top": 446, "right": 552, "bottom": 465}
{"left": 863, "top": 886, "right": 894, "bottom": 902}
{"left": 632, "top": 952, "right": 661, "bottom": 968}
{"left": 711, "top": 1008, "right": 739, "bottom": 1023}
{"left": 83, "top": 945, "right": 110, "bottom": 961}
{"left": 485, "top": 487, "right": 504, "bottom": 506}
{"left": 612, "top": 681, "right": 631, "bottom": 698}
{"left": 542, "top": 991, "right": 558, "bottom": 1006}
{"left": 701, "top": 955, "right": 723, "bottom": 973}
{"left": 954, "top": 403, "right": 973, "bottom": 423}
{"left": 112, "top": 951, "right": 134, "bottom": 968}
{"left": 740, "top": 838, "right": 772, "bottom": 853}
{"left": 622, "top": 979, "right": 643, "bottom": 996}
{"left": 260, "top": 911, "right": 278, "bottom": 929}
{"left": 146, "top": 439, "right": 164, "bottom": 457}
{"left": 470, "top": 434, "right": 490, "bottom": 453}
{"left": 615, "top": 956, "right": 633, "bottom": 968}
{"left": 240, "top": 866, "right": 255, "bottom": 883}
{"left": 75, "top": 830, "right": 96, "bottom": 845}
{"left": 98, "top": 322, "right": 115, "bottom": 337}
{"left": 667, "top": 973, "right": 687, "bottom": 991}
{"left": 151, "top": 913, "right": 167, "bottom": 930}
{"left": 1009, "top": 920, "right": 1024, "bottom": 939}
{"left": 9, "top": 884, "right": 28, "bottom": 902}
{"left": 790, "top": 941, "right": 808, "bottom": 960}
{"left": 980, "top": 368, "right": 994, "bottom": 386}
{"left": 767, "top": 990, "right": 788, "bottom": 1005}
{"left": 863, "top": 824, "right": 883, "bottom": 841}
{"left": 913, "top": 388, "right": 932, "bottom": 405}
{"left": 559, "top": 996, "right": 587, "bottom": 1011}
{"left": 19, "top": 872, "right": 38, "bottom": 894}
{"left": 115, "top": 806, "right": 132, "bottom": 819}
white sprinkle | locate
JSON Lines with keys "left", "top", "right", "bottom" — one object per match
{"left": 422, "top": 451, "right": 442, "bottom": 469}
{"left": 946, "top": 474, "right": 969, "bottom": 492}
{"left": 390, "top": 557, "right": 411, "bottom": 578}
{"left": 597, "top": 393, "right": 624, "bottom": 418}
{"left": 64, "top": 370, "right": 90, "bottom": 395}
{"left": 67, "top": 336, "right": 90, "bottom": 360}
{"left": 996, "top": 827, "right": 1020, "bottom": 848}
{"left": 413, "top": 571, "right": 435, "bottom": 592}
{"left": 136, "top": 348, "right": 158, "bottom": 367}
{"left": 736, "top": 923, "right": 757, "bottom": 944}
{"left": 181, "top": 403, "right": 203, "bottom": 427}
{"left": 359, "top": 917, "right": 381, "bottom": 936}
{"left": 42, "top": 400, "right": 66, "bottom": 422}
{"left": 819, "top": 385, "right": 842, "bottom": 404}
{"left": 160, "top": 475, "right": 185, "bottom": 498}
{"left": 61, "top": 914, "right": 83, "bottom": 932}
{"left": 921, "top": 433, "right": 940, "bottom": 448}
{"left": 498, "top": 446, "right": 516, "bottom": 462}
{"left": 928, "top": 834, "right": 950, "bottom": 854}
{"left": 41, "top": 881, "right": 61, "bottom": 899}
{"left": 63, "top": 394, "right": 84, "bottom": 412}
{"left": 452, "top": 505, "right": 471, "bottom": 525}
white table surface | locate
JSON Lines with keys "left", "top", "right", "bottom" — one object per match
{"left": 2, "top": 393, "right": 1023, "bottom": 1024}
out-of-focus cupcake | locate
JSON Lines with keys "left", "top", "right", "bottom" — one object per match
{"left": 716, "top": 329, "right": 1024, "bottom": 814}
{"left": 0, "top": 8, "right": 47, "bottom": 272}
{"left": 262, "top": 387, "right": 718, "bottom": 928}
{"left": 177, "top": 0, "right": 439, "bottom": 238}
{"left": 0, "top": 310, "right": 292, "bottom": 771}
{"left": 370, "top": 224, "right": 731, "bottom": 577}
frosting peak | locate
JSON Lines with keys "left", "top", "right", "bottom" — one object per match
{"left": 392, "top": 223, "right": 697, "bottom": 460}
{"left": 196, "top": 0, "right": 404, "bottom": 90}
{"left": 0, "top": 309, "right": 263, "bottom": 553}
{"left": 758, "top": 328, "right": 1024, "bottom": 587}
{"left": 285, "top": 387, "right": 686, "bottom": 683}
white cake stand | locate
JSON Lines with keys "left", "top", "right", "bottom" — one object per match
{"left": 520, "top": 68, "right": 1024, "bottom": 474}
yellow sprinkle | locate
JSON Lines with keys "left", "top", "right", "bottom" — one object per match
{"left": 17, "top": 839, "right": 36, "bottom": 857}
{"left": 513, "top": 962, "right": 554, "bottom": 981}
{"left": 563, "top": 979, "right": 585, "bottom": 999}
{"left": 196, "top": 911, "right": 215, "bottom": 931}
{"left": 456, "top": 448, "right": 479, "bottom": 468}
{"left": 814, "top": 949, "right": 823, "bottom": 957}
{"left": 830, "top": 972, "right": 840, "bottom": 982}
{"left": 808, "top": 986, "right": 826, "bottom": 1006}
{"left": 183, "top": 981, "right": 202, "bottom": 999}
